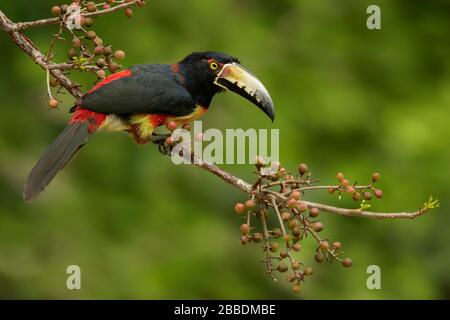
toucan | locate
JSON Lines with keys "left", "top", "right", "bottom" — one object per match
{"left": 23, "top": 51, "right": 275, "bottom": 202}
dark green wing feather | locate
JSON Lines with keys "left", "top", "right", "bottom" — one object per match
{"left": 80, "top": 64, "right": 195, "bottom": 116}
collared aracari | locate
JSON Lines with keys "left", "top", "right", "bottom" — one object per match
{"left": 24, "top": 51, "right": 275, "bottom": 202}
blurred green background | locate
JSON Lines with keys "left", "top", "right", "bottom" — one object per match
{"left": 0, "top": 0, "right": 449, "bottom": 299}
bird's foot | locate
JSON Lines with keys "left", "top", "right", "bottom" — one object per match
{"left": 151, "top": 133, "right": 172, "bottom": 156}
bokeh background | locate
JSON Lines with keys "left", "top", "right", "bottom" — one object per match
{"left": 0, "top": 0, "right": 449, "bottom": 299}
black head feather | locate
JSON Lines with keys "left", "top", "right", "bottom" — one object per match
{"left": 178, "top": 51, "right": 240, "bottom": 107}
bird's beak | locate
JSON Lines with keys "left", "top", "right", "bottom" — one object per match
{"left": 214, "top": 62, "right": 275, "bottom": 121}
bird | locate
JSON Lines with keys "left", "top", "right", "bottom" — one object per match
{"left": 23, "top": 51, "right": 275, "bottom": 202}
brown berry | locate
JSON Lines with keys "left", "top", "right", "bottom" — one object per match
{"left": 240, "top": 223, "right": 250, "bottom": 235}
{"left": 96, "top": 70, "right": 106, "bottom": 79}
{"left": 332, "top": 241, "right": 342, "bottom": 250}
{"left": 83, "top": 17, "right": 94, "bottom": 27}
{"left": 94, "top": 46, "right": 104, "bottom": 55}
{"left": 311, "top": 221, "right": 323, "bottom": 232}
{"left": 137, "top": 0, "right": 146, "bottom": 7}
{"left": 374, "top": 189, "right": 383, "bottom": 199}
{"left": 298, "top": 163, "right": 308, "bottom": 175}
{"left": 319, "top": 240, "right": 329, "bottom": 251}
{"left": 72, "top": 38, "right": 81, "bottom": 48}
{"left": 371, "top": 172, "right": 381, "bottom": 182}
{"left": 166, "top": 120, "right": 178, "bottom": 131}
{"left": 182, "top": 123, "right": 191, "bottom": 131}
{"left": 292, "top": 284, "right": 301, "bottom": 294}
{"left": 108, "top": 62, "right": 120, "bottom": 73}
{"left": 86, "top": 2, "right": 97, "bottom": 12}
{"left": 328, "top": 187, "right": 336, "bottom": 194}
{"left": 291, "top": 190, "right": 301, "bottom": 200}
{"left": 165, "top": 136, "right": 175, "bottom": 146}
{"left": 252, "top": 233, "right": 262, "bottom": 243}
{"left": 48, "top": 98, "right": 59, "bottom": 109}
{"left": 269, "top": 242, "right": 279, "bottom": 253}
{"left": 245, "top": 199, "right": 256, "bottom": 209}
{"left": 309, "top": 207, "right": 319, "bottom": 218}
{"left": 240, "top": 236, "right": 249, "bottom": 245}
{"left": 103, "top": 4, "right": 111, "bottom": 9}
{"left": 234, "top": 203, "right": 246, "bottom": 214}
{"left": 352, "top": 192, "right": 361, "bottom": 201}
{"left": 292, "top": 243, "right": 301, "bottom": 252}
{"left": 125, "top": 7, "right": 133, "bottom": 17}
{"left": 67, "top": 47, "right": 77, "bottom": 59}
{"left": 363, "top": 191, "right": 372, "bottom": 200}
{"left": 280, "top": 251, "right": 288, "bottom": 259}
{"left": 342, "top": 258, "right": 353, "bottom": 268}
{"left": 336, "top": 172, "right": 344, "bottom": 181}
{"left": 292, "top": 227, "right": 302, "bottom": 237}
{"left": 291, "top": 261, "right": 300, "bottom": 270}
{"left": 96, "top": 58, "right": 106, "bottom": 68}
{"left": 103, "top": 46, "right": 113, "bottom": 56}
{"left": 304, "top": 267, "right": 314, "bottom": 276}
{"left": 51, "top": 6, "right": 62, "bottom": 16}
{"left": 86, "top": 30, "right": 97, "bottom": 39}
{"left": 281, "top": 211, "right": 291, "bottom": 221}
{"left": 114, "top": 50, "right": 126, "bottom": 60}
{"left": 278, "top": 263, "right": 288, "bottom": 273}
{"left": 296, "top": 201, "right": 308, "bottom": 212}
{"left": 346, "top": 186, "right": 355, "bottom": 194}
{"left": 315, "top": 252, "right": 325, "bottom": 263}
{"left": 287, "top": 198, "right": 297, "bottom": 209}
{"left": 341, "top": 179, "right": 350, "bottom": 187}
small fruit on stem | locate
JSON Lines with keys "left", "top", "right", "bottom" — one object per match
{"left": 234, "top": 203, "right": 246, "bottom": 215}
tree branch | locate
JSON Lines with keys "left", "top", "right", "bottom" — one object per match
{"left": 178, "top": 146, "right": 430, "bottom": 220}
{"left": 10, "top": 0, "right": 141, "bottom": 31}
{"left": 0, "top": 10, "right": 83, "bottom": 99}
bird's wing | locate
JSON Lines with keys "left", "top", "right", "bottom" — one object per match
{"left": 80, "top": 64, "right": 195, "bottom": 116}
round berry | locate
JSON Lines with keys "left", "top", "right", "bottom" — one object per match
{"left": 182, "top": 123, "right": 191, "bottom": 131}
{"left": 372, "top": 172, "right": 381, "bottom": 182}
{"left": 309, "top": 207, "right": 319, "bottom": 218}
{"left": 72, "top": 38, "right": 81, "bottom": 48}
{"left": 296, "top": 201, "right": 308, "bottom": 212}
{"left": 108, "top": 62, "right": 120, "bottom": 73}
{"left": 291, "top": 261, "right": 300, "bottom": 270}
{"left": 252, "top": 233, "right": 262, "bottom": 243}
{"left": 292, "top": 227, "right": 302, "bottom": 237}
{"left": 311, "top": 221, "right": 323, "bottom": 232}
{"left": 352, "top": 192, "right": 361, "bottom": 201}
{"left": 280, "top": 251, "right": 288, "bottom": 259}
{"left": 291, "top": 190, "right": 301, "bottom": 200}
{"left": 287, "top": 198, "right": 297, "bottom": 209}
{"left": 125, "top": 7, "right": 133, "bottom": 17}
{"left": 292, "top": 243, "right": 301, "bottom": 252}
{"left": 114, "top": 50, "right": 126, "bottom": 60}
{"left": 363, "top": 191, "right": 372, "bottom": 200}
{"left": 304, "top": 267, "right": 314, "bottom": 276}
{"left": 281, "top": 211, "right": 291, "bottom": 221}
{"left": 342, "top": 258, "right": 353, "bottom": 268}
{"left": 234, "top": 203, "right": 246, "bottom": 214}
{"left": 328, "top": 187, "right": 336, "bottom": 194}
{"left": 374, "top": 189, "right": 383, "bottom": 199}
{"left": 48, "top": 98, "right": 59, "bottom": 109}
{"left": 278, "top": 263, "right": 288, "bottom": 273}
{"left": 336, "top": 172, "right": 344, "bottom": 181}
{"left": 319, "top": 240, "right": 329, "bottom": 251}
{"left": 86, "top": 2, "right": 97, "bottom": 12}
{"left": 240, "top": 223, "right": 250, "bottom": 235}
{"left": 51, "top": 6, "right": 62, "bottom": 16}
{"left": 269, "top": 242, "right": 279, "bottom": 253}
{"left": 341, "top": 179, "right": 350, "bottom": 187}
{"left": 346, "top": 186, "right": 355, "bottom": 194}
{"left": 245, "top": 199, "right": 256, "bottom": 209}
{"left": 292, "top": 284, "right": 301, "bottom": 294}
{"left": 315, "top": 252, "right": 325, "bottom": 263}
{"left": 86, "top": 30, "right": 97, "bottom": 39}
{"left": 166, "top": 121, "right": 178, "bottom": 131}
{"left": 96, "top": 70, "right": 106, "bottom": 79}
{"left": 332, "top": 241, "right": 342, "bottom": 250}
{"left": 298, "top": 163, "right": 308, "bottom": 175}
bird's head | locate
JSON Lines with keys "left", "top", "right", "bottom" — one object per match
{"left": 178, "top": 51, "right": 275, "bottom": 121}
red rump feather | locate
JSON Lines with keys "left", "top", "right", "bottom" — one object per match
{"left": 88, "top": 69, "right": 133, "bottom": 93}
{"left": 69, "top": 107, "right": 106, "bottom": 133}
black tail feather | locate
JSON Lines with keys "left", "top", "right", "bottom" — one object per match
{"left": 23, "top": 122, "right": 90, "bottom": 202}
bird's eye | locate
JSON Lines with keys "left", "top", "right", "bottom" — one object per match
{"left": 210, "top": 61, "right": 219, "bottom": 70}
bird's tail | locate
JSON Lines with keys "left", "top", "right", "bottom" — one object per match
{"left": 23, "top": 108, "right": 106, "bottom": 202}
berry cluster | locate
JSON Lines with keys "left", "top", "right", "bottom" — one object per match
{"left": 46, "top": 1, "right": 146, "bottom": 109}
{"left": 233, "top": 159, "right": 385, "bottom": 294}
